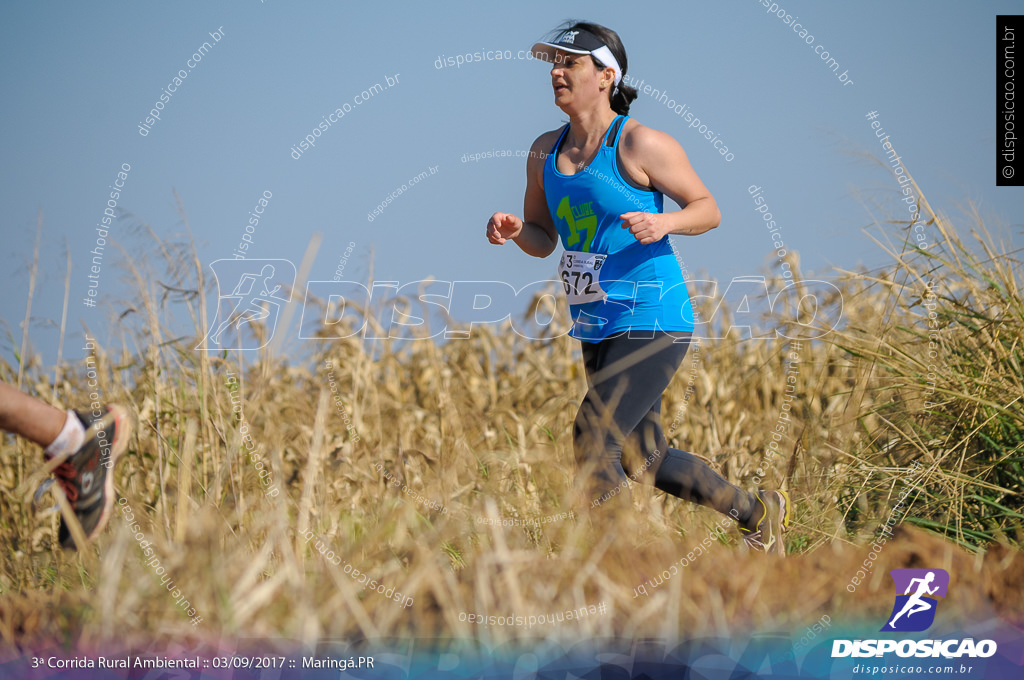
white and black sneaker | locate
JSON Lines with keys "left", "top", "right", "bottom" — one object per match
{"left": 740, "top": 490, "right": 791, "bottom": 556}
{"left": 45, "top": 405, "right": 131, "bottom": 550}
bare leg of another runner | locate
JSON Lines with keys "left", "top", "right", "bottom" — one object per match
{"left": 0, "top": 380, "right": 132, "bottom": 549}
{"left": 0, "top": 381, "right": 69, "bottom": 448}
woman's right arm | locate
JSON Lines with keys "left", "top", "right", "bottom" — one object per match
{"left": 486, "top": 132, "right": 559, "bottom": 258}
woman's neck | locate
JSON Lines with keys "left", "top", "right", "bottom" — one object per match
{"left": 564, "top": 107, "right": 618, "bottom": 149}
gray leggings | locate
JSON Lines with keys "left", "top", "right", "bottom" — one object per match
{"left": 574, "top": 331, "right": 755, "bottom": 524}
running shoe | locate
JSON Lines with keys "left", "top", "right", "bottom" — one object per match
{"left": 740, "top": 490, "right": 790, "bottom": 555}
{"left": 47, "top": 405, "right": 131, "bottom": 550}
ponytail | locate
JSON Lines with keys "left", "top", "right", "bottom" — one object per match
{"left": 608, "top": 76, "right": 637, "bottom": 115}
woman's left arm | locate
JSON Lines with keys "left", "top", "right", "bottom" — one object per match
{"left": 619, "top": 126, "right": 721, "bottom": 245}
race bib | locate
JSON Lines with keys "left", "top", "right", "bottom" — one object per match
{"left": 557, "top": 251, "right": 607, "bottom": 304}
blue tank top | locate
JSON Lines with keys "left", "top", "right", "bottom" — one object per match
{"left": 543, "top": 115, "right": 695, "bottom": 341}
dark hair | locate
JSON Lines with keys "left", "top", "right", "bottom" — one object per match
{"left": 551, "top": 20, "right": 637, "bottom": 115}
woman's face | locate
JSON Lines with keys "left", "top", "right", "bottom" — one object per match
{"left": 550, "top": 49, "right": 611, "bottom": 112}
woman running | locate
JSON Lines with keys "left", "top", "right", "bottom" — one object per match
{"left": 486, "top": 21, "right": 790, "bottom": 553}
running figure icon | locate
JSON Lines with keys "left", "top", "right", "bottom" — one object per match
{"left": 210, "top": 264, "right": 283, "bottom": 346}
{"left": 888, "top": 571, "right": 939, "bottom": 628}
{"left": 881, "top": 567, "right": 949, "bottom": 632}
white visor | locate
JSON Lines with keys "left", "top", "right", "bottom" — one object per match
{"left": 530, "top": 30, "right": 623, "bottom": 95}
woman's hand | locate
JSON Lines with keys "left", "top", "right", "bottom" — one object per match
{"left": 620, "top": 212, "right": 669, "bottom": 245}
{"left": 486, "top": 212, "right": 524, "bottom": 245}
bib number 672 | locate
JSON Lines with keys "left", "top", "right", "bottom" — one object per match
{"left": 557, "top": 251, "right": 607, "bottom": 304}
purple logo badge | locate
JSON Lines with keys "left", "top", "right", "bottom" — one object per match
{"left": 881, "top": 568, "right": 949, "bottom": 632}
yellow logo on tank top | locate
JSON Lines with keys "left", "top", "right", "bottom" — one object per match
{"left": 556, "top": 196, "right": 597, "bottom": 253}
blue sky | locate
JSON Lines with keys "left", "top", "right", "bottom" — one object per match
{"left": 1, "top": 0, "right": 1021, "bottom": 364}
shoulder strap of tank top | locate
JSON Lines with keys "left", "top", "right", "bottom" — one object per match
{"left": 605, "top": 115, "right": 628, "bottom": 147}
{"left": 607, "top": 115, "right": 655, "bottom": 191}
{"left": 550, "top": 124, "right": 571, "bottom": 154}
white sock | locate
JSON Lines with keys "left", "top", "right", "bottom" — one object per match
{"left": 44, "top": 410, "right": 86, "bottom": 459}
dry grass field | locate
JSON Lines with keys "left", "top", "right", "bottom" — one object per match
{"left": 0, "top": 186, "right": 1021, "bottom": 653}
